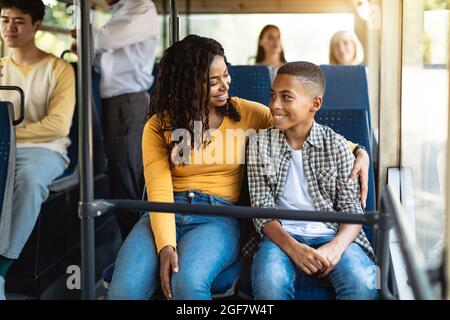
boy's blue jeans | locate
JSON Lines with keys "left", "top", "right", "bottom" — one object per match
{"left": 108, "top": 190, "right": 240, "bottom": 300}
{"left": 252, "top": 235, "right": 378, "bottom": 300}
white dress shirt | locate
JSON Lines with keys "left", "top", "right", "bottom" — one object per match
{"left": 94, "top": 0, "right": 159, "bottom": 98}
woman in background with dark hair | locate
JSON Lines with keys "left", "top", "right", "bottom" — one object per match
{"left": 255, "top": 25, "right": 287, "bottom": 82}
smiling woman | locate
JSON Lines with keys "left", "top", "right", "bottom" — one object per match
{"left": 107, "top": 34, "right": 273, "bottom": 300}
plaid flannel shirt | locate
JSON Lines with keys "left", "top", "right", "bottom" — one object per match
{"left": 242, "top": 121, "right": 375, "bottom": 261}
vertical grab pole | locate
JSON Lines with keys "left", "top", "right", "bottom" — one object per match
{"left": 169, "top": 0, "right": 179, "bottom": 45}
{"left": 162, "top": 0, "right": 168, "bottom": 49}
{"left": 186, "top": 0, "right": 191, "bottom": 36}
{"left": 75, "top": 0, "right": 95, "bottom": 300}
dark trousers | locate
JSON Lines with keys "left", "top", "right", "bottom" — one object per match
{"left": 102, "top": 91, "right": 149, "bottom": 239}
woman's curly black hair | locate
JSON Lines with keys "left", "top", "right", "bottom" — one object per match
{"left": 147, "top": 34, "right": 241, "bottom": 155}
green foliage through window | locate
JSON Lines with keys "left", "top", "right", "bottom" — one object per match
{"left": 424, "top": 0, "right": 450, "bottom": 10}
{"left": 44, "top": 2, "right": 73, "bottom": 30}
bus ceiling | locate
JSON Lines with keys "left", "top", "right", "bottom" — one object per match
{"left": 151, "top": 0, "right": 360, "bottom": 14}
{"left": 57, "top": 0, "right": 366, "bottom": 14}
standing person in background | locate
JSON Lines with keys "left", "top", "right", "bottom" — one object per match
{"left": 255, "top": 24, "right": 287, "bottom": 83}
{"left": 94, "top": 0, "right": 160, "bottom": 239}
{"left": 329, "top": 30, "right": 364, "bottom": 65}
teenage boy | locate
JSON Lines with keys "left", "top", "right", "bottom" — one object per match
{"left": 247, "top": 61, "right": 377, "bottom": 300}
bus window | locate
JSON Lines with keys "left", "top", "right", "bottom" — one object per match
{"left": 401, "top": 0, "right": 449, "bottom": 270}
{"left": 159, "top": 13, "right": 354, "bottom": 65}
{"left": 35, "top": 1, "right": 112, "bottom": 59}
{"left": 34, "top": 1, "right": 72, "bottom": 58}
{"left": 35, "top": 31, "right": 71, "bottom": 58}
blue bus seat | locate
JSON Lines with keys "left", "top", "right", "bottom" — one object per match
{"left": 0, "top": 101, "right": 15, "bottom": 254}
{"left": 320, "top": 65, "right": 372, "bottom": 130}
{"left": 315, "top": 107, "right": 376, "bottom": 216}
{"left": 228, "top": 65, "right": 271, "bottom": 106}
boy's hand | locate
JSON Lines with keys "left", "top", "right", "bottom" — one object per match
{"left": 159, "top": 246, "right": 179, "bottom": 300}
{"left": 349, "top": 148, "right": 370, "bottom": 208}
{"left": 316, "top": 240, "right": 346, "bottom": 277}
{"left": 287, "top": 241, "right": 330, "bottom": 275}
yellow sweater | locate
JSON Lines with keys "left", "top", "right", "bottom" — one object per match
{"left": 0, "top": 54, "right": 75, "bottom": 163}
{"left": 143, "top": 97, "right": 272, "bottom": 253}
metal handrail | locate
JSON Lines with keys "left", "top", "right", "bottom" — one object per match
{"left": 0, "top": 86, "right": 25, "bottom": 125}
{"left": 382, "top": 185, "right": 436, "bottom": 300}
{"left": 79, "top": 185, "right": 436, "bottom": 300}
{"left": 75, "top": 0, "right": 95, "bottom": 300}
{"left": 81, "top": 198, "right": 390, "bottom": 299}
{"left": 86, "top": 199, "right": 378, "bottom": 224}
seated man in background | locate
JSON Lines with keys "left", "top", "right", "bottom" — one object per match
{"left": 0, "top": 0, "right": 75, "bottom": 300}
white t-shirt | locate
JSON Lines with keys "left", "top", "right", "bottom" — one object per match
{"left": 278, "top": 148, "right": 336, "bottom": 239}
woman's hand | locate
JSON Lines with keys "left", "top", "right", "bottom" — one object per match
{"left": 159, "top": 245, "right": 179, "bottom": 300}
{"left": 349, "top": 148, "right": 370, "bottom": 208}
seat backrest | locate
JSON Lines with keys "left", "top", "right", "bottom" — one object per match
{"left": 228, "top": 65, "right": 271, "bottom": 106}
{"left": 0, "top": 101, "right": 15, "bottom": 252}
{"left": 315, "top": 108, "right": 376, "bottom": 244}
{"left": 0, "top": 102, "right": 11, "bottom": 210}
{"left": 320, "top": 65, "right": 371, "bottom": 128}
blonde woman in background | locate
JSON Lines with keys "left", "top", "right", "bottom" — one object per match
{"left": 329, "top": 30, "right": 364, "bottom": 65}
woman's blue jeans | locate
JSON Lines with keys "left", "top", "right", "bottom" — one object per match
{"left": 108, "top": 190, "right": 240, "bottom": 300}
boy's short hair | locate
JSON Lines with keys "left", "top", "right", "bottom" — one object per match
{"left": 277, "top": 61, "right": 326, "bottom": 97}
{"left": 0, "top": 0, "right": 45, "bottom": 23}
